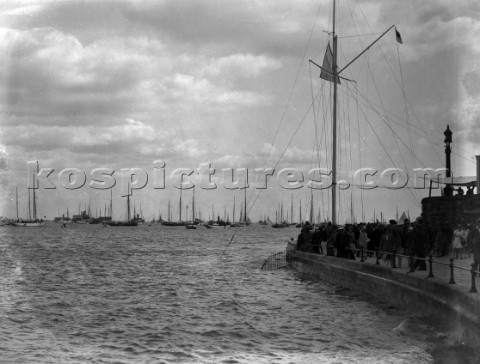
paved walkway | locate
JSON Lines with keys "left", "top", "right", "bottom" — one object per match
{"left": 366, "top": 252, "right": 478, "bottom": 294}
{"left": 318, "top": 242, "right": 480, "bottom": 296}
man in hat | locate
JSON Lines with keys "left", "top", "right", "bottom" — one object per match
{"left": 471, "top": 218, "right": 480, "bottom": 272}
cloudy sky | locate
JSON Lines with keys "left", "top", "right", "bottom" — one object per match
{"left": 1, "top": 0, "right": 479, "bottom": 223}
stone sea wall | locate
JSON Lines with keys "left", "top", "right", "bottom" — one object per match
{"left": 292, "top": 251, "right": 480, "bottom": 361}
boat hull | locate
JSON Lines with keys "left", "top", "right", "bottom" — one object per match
{"left": 13, "top": 222, "right": 45, "bottom": 227}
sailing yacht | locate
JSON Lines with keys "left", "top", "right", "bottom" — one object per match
{"left": 105, "top": 187, "right": 138, "bottom": 226}
{"left": 162, "top": 188, "right": 186, "bottom": 226}
{"left": 13, "top": 164, "right": 45, "bottom": 227}
{"left": 290, "top": 0, "right": 409, "bottom": 225}
{"left": 233, "top": 186, "right": 250, "bottom": 227}
{"left": 185, "top": 188, "right": 197, "bottom": 229}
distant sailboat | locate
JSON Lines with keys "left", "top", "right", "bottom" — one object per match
{"left": 105, "top": 186, "right": 138, "bottom": 226}
{"left": 230, "top": 196, "right": 242, "bottom": 227}
{"left": 13, "top": 163, "right": 44, "bottom": 227}
{"left": 185, "top": 188, "right": 197, "bottom": 229}
{"left": 237, "top": 185, "right": 250, "bottom": 227}
{"left": 272, "top": 201, "right": 288, "bottom": 228}
{"left": 162, "top": 188, "right": 186, "bottom": 226}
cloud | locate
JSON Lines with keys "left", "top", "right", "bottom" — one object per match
{"left": 1, "top": 0, "right": 478, "bottom": 220}
{"left": 202, "top": 53, "right": 282, "bottom": 80}
{"left": 462, "top": 70, "right": 480, "bottom": 97}
{"left": 2, "top": 28, "right": 157, "bottom": 122}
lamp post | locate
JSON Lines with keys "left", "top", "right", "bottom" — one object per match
{"left": 444, "top": 125, "right": 453, "bottom": 197}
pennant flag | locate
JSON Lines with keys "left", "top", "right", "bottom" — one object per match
{"left": 395, "top": 28, "right": 403, "bottom": 44}
{"left": 320, "top": 43, "right": 340, "bottom": 84}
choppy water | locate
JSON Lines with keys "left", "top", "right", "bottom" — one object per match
{"left": 0, "top": 223, "right": 448, "bottom": 363}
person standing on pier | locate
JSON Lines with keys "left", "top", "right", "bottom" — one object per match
{"left": 452, "top": 223, "right": 467, "bottom": 259}
{"left": 380, "top": 225, "right": 395, "bottom": 267}
{"left": 434, "top": 223, "right": 449, "bottom": 257}
{"left": 471, "top": 219, "right": 480, "bottom": 272}
{"left": 409, "top": 219, "right": 429, "bottom": 271}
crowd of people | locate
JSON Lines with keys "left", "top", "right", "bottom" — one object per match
{"left": 295, "top": 217, "right": 480, "bottom": 272}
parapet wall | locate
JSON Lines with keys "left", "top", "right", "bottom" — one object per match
{"left": 292, "top": 252, "right": 480, "bottom": 361}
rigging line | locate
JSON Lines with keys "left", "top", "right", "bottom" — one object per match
{"left": 343, "top": 17, "right": 371, "bottom": 217}
{"left": 346, "top": 86, "right": 434, "bottom": 192}
{"left": 338, "top": 32, "right": 384, "bottom": 39}
{"left": 396, "top": 42, "right": 420, "bottom": 196}
{"left": 355, "top": 90, "right": 471, "bottom": 165}
{"left": 308, "top": 64, "right": 324, "bottom": 221}
{"left": 247, "top": 89, "right": 321, "bottom": 216}
{"left": 346, "top": 81, "right": 354, "bottom": 182}
{"left": 338, "top": 0, "right": 379, "bottom": 211}
{"left": 320, "top": 81, "right": 331, "bottom": 171}
{"left": 345, "top": 85, "right": 422, "bottom": 208}
{"left": 220, "top": 234, "right": 236, "bottom": 259}
{"left": 309, "top": 63, "right": 322, "bottom": 172}
{"left": 308, "top": 82, "right": 329, "bottom": 225}
{"left": 351, "top": 0, "right": 466, "bottom": 166}
{"left": 247, "top": 0, "right": 325, "bottom": 213}
{"left": 353, "top": 88, "right": 438, "bottom": 142}
{"left": 346, "top": 82, "right": 355, "bottom": 222}
{"left": 361, "top": 49, "right": 414, "bottom": 187}
{"left": 350, "top": 0, "right": 425, "bottom": 171}
{"left": 354, "top": 15, "right": 430, "bottom": 177}
{"left": 351, "top": 88, "right": 468, "bottom": 168}
{"left": 319, "top": 81, "right": 331, "bottom": 220}
{"left": 306, "top": 69, "right": 331, "bottom": 221}
{"left": 346, "top": 183, "right": 440, "bottom": 190}
{"left": 348, "top": 84, "right": 437, "bottom": 166}
{"left": 349, "top": 77, "right": 440, "bottom": 143}
{"left": 354, "top": 83, "right": 365, "bottom": 219}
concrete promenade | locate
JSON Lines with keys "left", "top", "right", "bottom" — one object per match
{"left": 313, "top": 241, "right": 480, "bottom": 297}
{"left": 359, "top": 250, "right": 480, "bottom": 296}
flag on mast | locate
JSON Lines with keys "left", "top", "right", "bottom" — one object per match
{"left": 395, "top": 28, "right": 403, "bottom": 44}
{"left": 320, "top": 43, "right": 340, "bottom": 84}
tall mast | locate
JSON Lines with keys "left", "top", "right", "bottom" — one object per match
{"left": 168, "top": 200, "right": 171, "bottom": 222}
{"left": 179, "top": 187, "right": 182, "bottom": 222}
{"left": 290, "top": 194, "right": 293, "bottom": 224}
{"left": 192, "top": 188, "right": 195, "bottom": 222}
{"left": 309, "top": 190, "right": 314, "bottom": 223}
{"left": 244, "top": 185, "right": 247, "bottom": 223}
{"left": 350, "top": 190, "right": 354, "bottom": 223}
{"left": 280, "top": 200, "right": 284, "bottom": 222}
{"left": 32, "top": 168, "right": 37, "bottom": 220}
{"left": 331, "top": 0, "right": 338, "bottom": 225}
{"left": 110, "top": 189, "right": 113, "bottom": 218}
{"left": 127, "top": 184, "right": 131, "bottom": 221}
{"left": 16, "top": 186, "right": 19, "bottom": 220}
{"left": 233, "top": 196, "right": 236, "bottom": 223}
{"left": 299, "top": 198, "right": 302, "bottom": 224}
{"left": 28, "top": 177, "right": 32, "bottom": 220}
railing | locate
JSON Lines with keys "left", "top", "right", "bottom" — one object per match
{"left": 294, "top": 242, "right": 480, "bottom": 294}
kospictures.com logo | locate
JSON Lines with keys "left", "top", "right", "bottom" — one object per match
{"left": 26, "top": 160, "right": 447, "bottom": 195}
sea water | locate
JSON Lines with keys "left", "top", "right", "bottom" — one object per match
{"left": 0, "top": 223, "right": 450, "bottom": 363}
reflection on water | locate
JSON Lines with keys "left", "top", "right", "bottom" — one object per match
{"left": 0, "top": 223, "right": 457, "bottom": 363}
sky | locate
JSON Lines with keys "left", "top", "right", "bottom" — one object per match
{"left": 0, "top": 0, "right": 479, "bottom": 223}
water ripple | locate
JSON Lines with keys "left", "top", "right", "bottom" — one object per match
{"left": 0, "top": 224, "right": 445, "bottom": 363}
